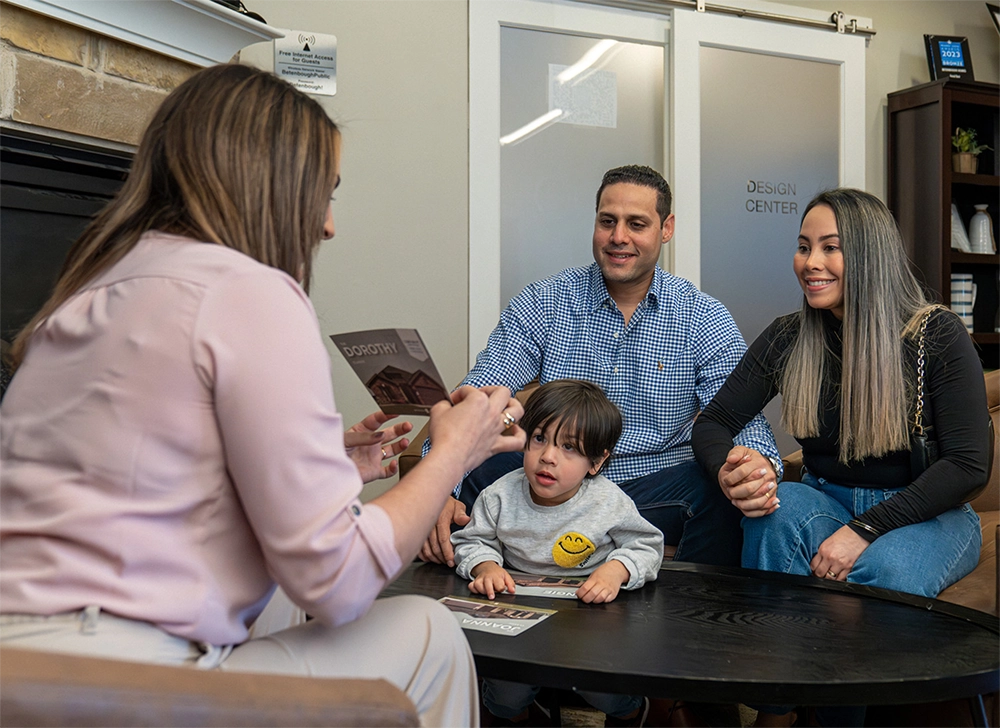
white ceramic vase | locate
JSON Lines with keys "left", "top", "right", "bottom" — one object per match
{"left": 951, "top": 203, "right": 972, "bottom": 252}
{"left": 969, "top": 205, "right": 996, "bottom": 254}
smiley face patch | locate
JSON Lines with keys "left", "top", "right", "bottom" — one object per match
{"left": 552, "top": 531, "right": 597, "bottom": 568}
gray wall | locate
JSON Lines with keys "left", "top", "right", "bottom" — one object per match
{"left": 246, "top": 0, "right": 469, "bottom": 499}
{"left": 246, "top": 0, "right": 998, "bottom": 497}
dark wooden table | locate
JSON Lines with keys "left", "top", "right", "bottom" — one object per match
{"left": 380, "top": 561, "right": 998, "bottom": 716}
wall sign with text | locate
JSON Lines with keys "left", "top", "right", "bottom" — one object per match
{"left": 275, "top": 31, "right": 337, "bottom": 96}
{"left": 924, "top": 35, "right": 974, "bottom": 81}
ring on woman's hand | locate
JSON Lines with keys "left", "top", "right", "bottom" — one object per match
{"left": 380, "top": 448, "right": 387, "bottom": 459}
{"left": 826, "top": 570, "right": 836, "bottom": 579}
{"left": 501, "top": 411, "right": 516, "bottom": 429}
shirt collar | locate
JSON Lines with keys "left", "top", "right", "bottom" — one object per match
{"left": 587, "top": 263, "right": 663, "bottom": 313}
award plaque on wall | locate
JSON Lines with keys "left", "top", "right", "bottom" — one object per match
{"left": 989, "top": 4, "right": 1000, "bottom": 34}
{"left": 924, "top": 35, "right": 975, "bottom": 81}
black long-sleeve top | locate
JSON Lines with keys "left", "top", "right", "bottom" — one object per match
{"left": 692, "top": 309, "right": 990, "bottom": 538}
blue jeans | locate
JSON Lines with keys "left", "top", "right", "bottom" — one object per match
{"left": 459, "top": 454, "right": 743, "bottom": 566}
{"left": 742, "top": 472, "right": 982, "bottom": 597}
{"left": 482, "top": 677, "right": 642, "bottom": 720}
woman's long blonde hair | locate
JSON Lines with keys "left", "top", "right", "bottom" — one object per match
{"left": 11, "top": 63, "right": 340, "bottom": 367}
{"left": 780, "top": 188, "right": 940, "bottom": 462}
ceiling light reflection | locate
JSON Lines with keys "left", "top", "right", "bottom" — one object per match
{"left": 498, "top": 38, "right": 618, "bottom": 147}
{"left": 556, "top": 39, "right": 618, "bottom": 84}
{"left": 499, "top": 108, "right": 565, "bottom": 147}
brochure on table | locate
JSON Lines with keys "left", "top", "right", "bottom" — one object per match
{"left": 439, "top": 595, "right": 556, "bottom": 636}
{"left": 330, "top": 328, "right": 449, "bottom": 415}
{"left": 508, "top": 572, "right": 585, "bottom": 599}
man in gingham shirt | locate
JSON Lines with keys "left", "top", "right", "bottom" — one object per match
{"left": 421, "top": 165, "right": 780, "bottom": 569}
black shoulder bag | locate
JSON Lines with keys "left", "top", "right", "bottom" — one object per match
{"left": 910, "top": 310, "right": 996, "bottom": 482}
{"left": 909, "top": 311, "right": 938, "bottom": 478}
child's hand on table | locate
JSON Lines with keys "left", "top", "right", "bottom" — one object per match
{"left": 576, "top": 560, "right": 629, "bottom": 603}
{"left": 469, "top": 561, "right": 516, "bottom": 600}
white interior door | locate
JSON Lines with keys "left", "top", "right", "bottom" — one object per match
{"left": 671, "top": 5, "right": 866, "bottom": 454}
{"left": 469, "top": 0, "right": 670, "bottom": 362}
{"left": 670, "top": 5, "right": 866, "bottom": 289}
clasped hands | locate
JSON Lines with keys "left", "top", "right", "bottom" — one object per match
{"left": 717, "top": 446, "right": 780, "bottom": 517}
{"left": 718, "top": 446, "right": 869, "bottom": 582}
{"left": 469, "top": 560, "right": 629, "bottom": 604}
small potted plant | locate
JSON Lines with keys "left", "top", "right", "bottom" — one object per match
{"left": 952, "top": 127, "right": 992, "bottom": 174}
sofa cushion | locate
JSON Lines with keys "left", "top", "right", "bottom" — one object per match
{"left": 968, "top": 368, "right": 999, "bottom": 514}
{"left": 937, "top": 518, "right": 999, "bottom": 615}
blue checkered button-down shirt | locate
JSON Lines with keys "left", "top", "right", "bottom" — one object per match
{"left": 456, "top": 263, "right": 779, "bottom": 488}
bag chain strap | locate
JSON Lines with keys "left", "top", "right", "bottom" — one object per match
{"left": 913, "top": 311, "right": 931, "bottom": 436}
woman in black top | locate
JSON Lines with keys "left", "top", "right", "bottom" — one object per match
{"left": 692, "top": 188, "right": 989, "bottom": 599}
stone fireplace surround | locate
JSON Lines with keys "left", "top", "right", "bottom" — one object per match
{"left": 0, "top": 0, "right": 278, "bottom": 343}
{"left": 1, "top": 0, "right": 281, "bottom": 146}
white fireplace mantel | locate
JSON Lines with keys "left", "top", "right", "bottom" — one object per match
{"left": 4, "top": 0, "right": 285, "bottom": 66}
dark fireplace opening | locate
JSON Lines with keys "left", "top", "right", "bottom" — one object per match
{"left": 1, "top": 130, "right": 132, "bottom": 344}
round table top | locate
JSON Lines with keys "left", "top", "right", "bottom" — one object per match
{"left": 380, "top": 560, "right": 999, "bottom": 705}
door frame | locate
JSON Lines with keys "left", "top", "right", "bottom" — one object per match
{"left": 469, "top": 0, "right": 671, "bottom": 362}
{"left": 469, "top": 0, "right": 868, "bottom": 360}
{"left": 669, "top": 7, "right": 867, "bottom": 286}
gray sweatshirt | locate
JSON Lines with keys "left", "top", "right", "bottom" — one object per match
{"left": 451, "top": 468, "right": 664, "bottom": 590}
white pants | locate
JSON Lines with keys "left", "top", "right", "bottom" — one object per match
{"left": 0, "top": 593, "right": 478, "bottom": 728}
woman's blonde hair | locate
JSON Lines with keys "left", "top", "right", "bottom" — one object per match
{"left": 11, "top": 63, "right": 340, "bottom": 366}
{"left": 780, "top": 188, "right": 940, "bottom": 462}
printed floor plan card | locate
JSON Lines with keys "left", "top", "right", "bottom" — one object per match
{"left": 439, "top": 596, "right": 556, "bottom": 636}
{"left": 508, "top": 572, "right": 585, "bottom": 599}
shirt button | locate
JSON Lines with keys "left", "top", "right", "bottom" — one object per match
{"left": 613, "top": 332, "right": 619, "bottom": 339}
{"left": 351, "top": 504, "right": 361, "bottom": 516}
{"left": 614, "top": 367, "right": 619, "bottom": 374}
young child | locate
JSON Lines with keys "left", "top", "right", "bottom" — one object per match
{"left": 452, "top": 379, "right": 664, "bottom": 727}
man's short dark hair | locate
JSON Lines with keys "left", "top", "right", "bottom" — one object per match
{"left": 519, "top": 379, "right": 622, "bottom": 471}
{"left": 596, "top": 165, "right": 672, "bottom": 224}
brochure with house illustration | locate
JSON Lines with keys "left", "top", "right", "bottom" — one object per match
{"left": 330, "top": 329, "right": 449, "bottom": 415}
{"left": 439, "top": 596, "right": 556, "bottom": 636}
{"left": 507, "top": 572, "right": 586, "bottom": 599}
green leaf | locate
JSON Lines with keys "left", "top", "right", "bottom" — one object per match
{"left": 952, "top": 127, "right": 993, "bottom": 155}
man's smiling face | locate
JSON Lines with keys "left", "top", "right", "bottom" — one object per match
{"left": 592, "top": 182, "right": 673, "bottom": 292}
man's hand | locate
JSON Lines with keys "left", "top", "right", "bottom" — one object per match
{"left": 418, "top": 497, "right": 470, "bottom": 567}
{"left": 576, "top": 560, "right": 629, "bottom": 603}
{"left": 810, "top": 525, "right": 868, "bottom": 582}
{"left": 717, "top": 446, "right": 779, "bottom": 517}
{"left": 468, "top": 561, "right": 516, "bottom": 600}
{"left": 344, "top": 412, "right": 412, "bottom": 484}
